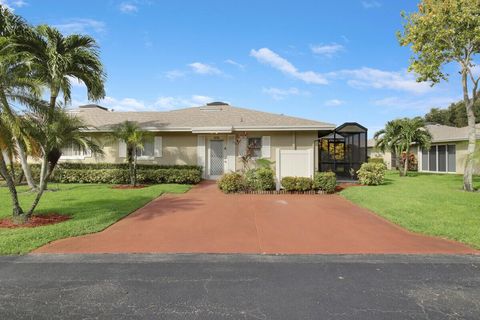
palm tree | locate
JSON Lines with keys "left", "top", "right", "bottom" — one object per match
{"left": 21, "top": 106, "right": 104, "bottom": 214}
{"left": 11, "top": 24, "right": 106, "bottom": 188}
{"left": 374, "top": 117, "right": 432, "bottom": 177}
{"left": 110, "top": 121, "right": 148, "bottom": 186}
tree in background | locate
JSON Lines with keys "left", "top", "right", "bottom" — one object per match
{"left": 398, "top": 0, "right": 480, "bottom": 191}
{"left": 110, "top": 121, "right": 148, "bottom": 187}
{"left": 375, "top": 118, "right": 432, "bottom": 177}
{"left": 424, "top": 100, "right": 480, "bottom": 127}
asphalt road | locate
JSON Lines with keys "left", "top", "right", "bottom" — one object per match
{"left": 0, "top": 254, "right": 479, "bottom": 319}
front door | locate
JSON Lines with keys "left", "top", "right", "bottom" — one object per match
{"left": 209, "top": 139, "right": 224, "bottom": 179}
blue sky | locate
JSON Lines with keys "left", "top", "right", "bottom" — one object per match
{"left": 5, "top": 0, "right": 464, "bottom": 136}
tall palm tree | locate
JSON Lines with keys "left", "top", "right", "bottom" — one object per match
{"left": 375, "top": 117, "right": 432, "bottom": 177}
{"left": 11, "top": 24, "right": 106, "bottom": 188}
{"left": 110, "top": 121, "right": 148, "bottom": 186}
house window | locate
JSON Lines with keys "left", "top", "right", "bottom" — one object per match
{"left": 248, "top": 137, "right": 262, "bottom": 158}
{"left": 61, "top": 143, "right": 90, "bottom": 159}
{"left": 421, "top": 144, "right": 456, "bottom": 173}
{"left": 136, "top": 137, "right": 154, "bottom": 158}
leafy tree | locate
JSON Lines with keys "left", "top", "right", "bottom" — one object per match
{"left": 110, "top": 121, "right": 149, "bottom": 186}
{"left": 375, "top": 117, "right": 432, "bottom": 177}
{"left": 425, "top": 100, "right": 480, "bottom": 127}
{"left": 398, "top": 0, "right": 480, "bottom": 191}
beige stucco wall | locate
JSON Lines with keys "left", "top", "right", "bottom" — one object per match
{"left": 369, "top": 141, "right": 480, "bottom": 175}
{"left": 59, "top": 132, "right": 198, "bottom": 166}
{"left": 57, "top": 131, "right": 318, "bottom": 173}
{"left": 417, "top": 141, "right": 479, "bottom": 175}
{"left": 234, "top": 131, "right": 317, "bottom": 171}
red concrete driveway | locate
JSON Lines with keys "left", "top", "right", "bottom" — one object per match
{"left": 35, "top": 182, "right": 477, "bottom": 254}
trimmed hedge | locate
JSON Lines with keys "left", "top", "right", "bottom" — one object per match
{"left": 357, "top": 162, "right": 386, "bottom": 186}
{"left": 27, "top": 164, "right": 202, "bottom": 185}
{"left": 55, "top": 162, "right": 202, "bottom": 171}
{"left": 281, "top": 176, "right": 313, "bottom": 191}
{"left": 313, "top": 172, "right": 337, "bottom": 193}
{"left": 217, "top": 172, "right": 245, "bottom": 193}
{"left": 244, "top": 168, "right": 276, "bottom": 191}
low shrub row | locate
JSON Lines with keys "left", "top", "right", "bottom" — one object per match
{"left": 218, "top": 168, "right": 276, "bottom": 193}
{"left": 54, "top": 162, "right": 202, "bottom": 171}
{"left": 218, "top": 170, "right": 337, "bottom": 194}
{"left": 357, "top": 162, "right": 386, "bottom": 185}
{"left": 281, "top": 172, "right": 337, "bottom": 193}
{"left": 32, "top": 167, "right": 202, "bottom": 185}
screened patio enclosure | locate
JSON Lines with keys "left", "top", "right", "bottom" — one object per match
{"left": 317, "top": 122, "right": 368, "bottom": 178}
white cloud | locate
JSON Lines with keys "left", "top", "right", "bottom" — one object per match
{"left": 153, "top": 95, "right": 214, "bottom": 109}
{"left": 164, "top": 70, "right": 185, "bottom": 80}
{"left": 0, "top": 0, "right": 26, "bottom": 11}
{"left": 225, "top": 59, "right": 245, "bottom": 70}
{"left": 54, "top": 19, "right": 106, "bottom": 35}
{"left": 373, "top": 96, "right": 459, "bottom": 111}
{"left": 311, "top": 43, "right": 345, "bottom": 57}
{"left": 100, "top": 96, "right": 147, "bottom": 111}
{"left": 361, "top": 1, "right": 381, "bottom": 9}
{"left": 330, "top": 67, "right": 432, "bottom": 94}
{"left": 119, "top": 2, "right": 138, "bottom": 13}
{"left": 188, "top": 62, "right": 222, "bottom": 75}
{"left": 262, "top": 87, "right": 308, "bottom": 100}
{"left": 250, "top": 48, "right": 328, "bottom": 85}
{"left": 324, "top": 99, "right": 345, "bottom": 106}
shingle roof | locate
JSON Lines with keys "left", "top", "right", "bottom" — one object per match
{"left": 70, "top": 103, "right": 336, "bottom": 132}
{"left": 367, "top": 123, "right": 480, "bottom": 148}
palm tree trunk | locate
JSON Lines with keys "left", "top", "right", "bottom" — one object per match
{"left": 0, "top": 153, "right": 25, "bottom": 221}
{"left": 15, "top": 138, "right": 37, "bottom": 190}
{"left": 133, "top": 153, "right": 137, "bottom": 187}
{"left": 463, "top": 99, "right": 476, "bottom": 191}
{"left": 403, "top": 153, "right": 409, "bottom": 177}
{"left": 26, "top": 152, "right": 49, "bottom": 217}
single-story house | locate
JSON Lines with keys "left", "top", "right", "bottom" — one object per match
{"left": 368, "top": 123, "right": 480, "bottom": 174}
{"left": 60, "top": 102, "right": 367, "bottom": 179}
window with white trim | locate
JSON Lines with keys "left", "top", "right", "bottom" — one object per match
{"left": 421, "top": 144, "right": 456, "bottom": 173}
{"left": 61, "top": 143, "right": 90, "bottom": 159}
{"left": 136, "top": 137, "right": 154, "bottom": 158}
{"left": 248, "top": 137, "right": 262, "bottom": 158}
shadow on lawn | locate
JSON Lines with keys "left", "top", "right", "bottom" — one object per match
{"left": 32, "top": 194, "right": 203, "bottom": 223}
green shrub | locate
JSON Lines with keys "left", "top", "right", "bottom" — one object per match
{"left": 281, "top": 176, "right": 313, "bottom": 191}
{"left": 357, "top": 162, "right": 386, "bottom": 186}
{"left": 245, "top": 168, "right": 276, "bottom": 191}
{"left": 56, "top": 162, "right": 202, "bottom": 171}
{"left": 217, "top": 172, "right": 245, "bottom": 193}
{"left": 40, "top": 168, "right": 201, "bottom": 185}
{"left": 313, "top": 172, "right": 337, "bottom": 193}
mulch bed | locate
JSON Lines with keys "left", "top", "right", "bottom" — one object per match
{"left": 111, "top": 185, "right": 148, "bottom": 189}
{"left": 0, "top": 213, "right": 70, "bottom": 229}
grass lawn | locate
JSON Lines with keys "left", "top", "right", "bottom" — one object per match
{"left": 341, "top": 171, "right": 480, "bottom": 249}
{"left": 0, "top": 183, "right": 190, "bottom": 254}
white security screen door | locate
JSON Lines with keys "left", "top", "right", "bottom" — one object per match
{"left": 209, "top": 140, "right": 224, "bottom": 178}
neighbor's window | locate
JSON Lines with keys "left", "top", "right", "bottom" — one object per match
{"left": 248, "top": 137, "right": 262, "bottom": 157}
{"left": 136, "top": 137, "right": 154, "bottom": 157}
{"left": 421, "top": 144, "right": 456, "bottom": 173}
{"left": 61, "top": 143, "right": 89, "bottom": 157}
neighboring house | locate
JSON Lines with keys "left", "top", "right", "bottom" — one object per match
{"left": 59, "top": 102, "right": 367, "bottom": 180}
{"left": 368, "top": 123, "right": 480, "bottom": 174}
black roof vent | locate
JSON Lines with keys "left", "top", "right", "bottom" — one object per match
{"left": 206, "top": 101, "right": 229, "bottom": 106}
